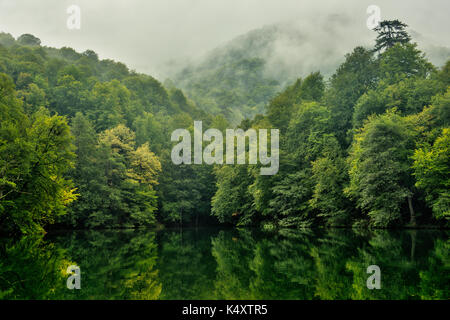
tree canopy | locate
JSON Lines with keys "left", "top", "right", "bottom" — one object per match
{"left": 0, "top": 19, "right": 449, "bottom": 234}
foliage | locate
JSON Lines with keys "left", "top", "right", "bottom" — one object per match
{"left": 373, "top": 20, "right": 411, "bottom": 53}
{"left": 412, "top": 128, "right": 450, "bottom": 221}
{"left": 0, "top": 74, "right": 76, "bottom": 234}
{"left": 346, "top": 111, "right": 417, "bottom": 227}
{"left": 1, "top": 20, "right": 449, "bottom": 232}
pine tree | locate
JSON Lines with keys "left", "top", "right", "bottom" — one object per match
{"left": 373, "top": 20, "right": 411, "bottom": 52}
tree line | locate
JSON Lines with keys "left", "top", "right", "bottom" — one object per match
{"left": 0, "top": 20, "right": 448, "bottom": 235}
{"left": 211, "top": 21, "right": 449, "bottom": 230}
{"left": 0, "top": 31, "right": 221, "bottom": 234}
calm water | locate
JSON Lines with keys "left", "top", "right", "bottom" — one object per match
{"left": 0, "top": 227, "right": 448, "bottom": 300}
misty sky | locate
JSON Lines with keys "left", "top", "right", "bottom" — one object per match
{"left": 0, "top": 0, "right": 449, "bottom": 79}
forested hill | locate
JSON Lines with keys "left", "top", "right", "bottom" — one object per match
{"left": 208, "top": 20, "right": 449, "bottom": 230}
{"left": 0, "top": 19, "right": 449, "bottom": 236}
{"left": 171, "top": 21, "right": 450, "bottom": 124}
{"left": 0, "top": 32, "right": 208, "bottom": 120}
{"left": 0, "top": 31, "right": 225, "bottom": 234}
{"left": 172, "top": 23, "right": 346, "bottom": 124}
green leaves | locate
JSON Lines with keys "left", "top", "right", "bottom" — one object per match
{"left": 0, "top": 73, "right": 76, "bottom": 234}
{"left": 68, "top": 121, "right": 162, "bottom": 229}
{"left": 1, "top": 26, "right": 449, "bottom": 232}
{"left": 373, "top": 20, "right": 411, "bottom": 53}
{"left": 379, "top": 43, "right": 435, "bottom": 83}
{"left": 412, "top": 128, "right": 450, "bottom": 221}
{"left": 346, "top": 111, "right": 416, "bottom": 227}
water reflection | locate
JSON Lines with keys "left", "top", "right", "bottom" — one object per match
{"left": 0, "top": 228, "right": 448, "bottom": 299}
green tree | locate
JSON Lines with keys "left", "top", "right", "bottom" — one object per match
{"left": 0, "top": 32, "right": 15, "bottom": 47}
{"left": 212, "top": 165, "right": 255, "bottom": 225}
{"left": 310, "top": 154, "right": 354, "bottom": 226}
{"left": 353, "top": 77, "right": 445, "bottom": 128}
{"left": 92, "top": 124, "right": 161, "bottom": 228}
{"left": 373, "top": 20, "right": 411, "bottom": 52}
{"left": 89, "top": 80, "right": 129, "bottom": 131}
{"left": 50, "top": 74, "right": 89, "bottom": 118}
{"left": 62, "top": 112, "right": 106, "bottom": 227}
{"left": 325, "top": 46, "right": 378, "bottom": 146}
{"left": 17, "top": 34, "right": 41, "bottom": 47}
{"left": 378, "top": 43, "right": 434, "bottom": 84}
{"left": 412, "top": 128, "right": 450, "bottom": 221}
{"left": 0, "top": 73, "right": 77, "bottom": 234}
{"left": 346, "top": 110, "right": 417, "bottom": 227}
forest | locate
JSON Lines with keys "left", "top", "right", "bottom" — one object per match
{"left": 0, "top": 20, "right": 449, "bottom": 235}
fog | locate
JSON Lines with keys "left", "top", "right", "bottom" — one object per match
{"left": 0, "top": 0, "right": 448, "bottom": 79}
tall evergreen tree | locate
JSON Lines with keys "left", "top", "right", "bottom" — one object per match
{"left": 373, "top": 20, "right": 411, "bottom": 52}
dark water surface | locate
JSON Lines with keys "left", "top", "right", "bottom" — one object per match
{"left": 0, "top": 227, "right": 448, "bottom": 299}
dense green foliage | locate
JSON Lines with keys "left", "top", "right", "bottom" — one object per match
{"left": 0, "top": 73, "right": 76, "bottom": 234}
{"left": 0, "top": 19, "right": 449, "bottom": 234}
{"left": 412, "top": 128, "right": 450, "bottom": 220}
{"left": 0, "top": 32, "right": 220, "bottom": 234}
{"left": 210, "top": 22, "right": 449, "bottom": 229}
{"left": 175, "top": 56, "right": 281, "bottom": 124}
{"left": 373, "top": 20, "right": 411, "bottom": 53}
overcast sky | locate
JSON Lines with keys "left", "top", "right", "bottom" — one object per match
{"left": 0, "top": 0, "right": 448, "bottom": 78}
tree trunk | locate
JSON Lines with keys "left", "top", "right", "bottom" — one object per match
{"left": 410, "top": 230, "right": 417, "bottom": 262}
{"left": 408, "top": 195, "right": 416, "bottom": 226}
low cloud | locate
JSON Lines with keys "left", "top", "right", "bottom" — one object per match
{"left": 0, "top": 0, "right": 448, "bottom": 79}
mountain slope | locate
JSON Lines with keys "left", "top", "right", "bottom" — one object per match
{"left": 172, "top": 20, "right": 449, "bottom": 124}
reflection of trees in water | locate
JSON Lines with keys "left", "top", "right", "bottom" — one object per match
{"left": 309, "top": 229, "right": 361, "bottom": 299}
{"left": 345, "top": 230, "right": 449, "bottom": 299}
{"left": 0, "top": 228, "right": 448, "bottom": 300}
{"left": 0, "top": 230, "right": 162, "bottom": 299}
{"left": 211, "top": 228, "right": 349, "bottom": 299}
{"left": 346, "top": 230, "right": 417, "bottom": 299}
{"left": 157, "top": 229, "right": 217, "bottom": 299}
{"left": 0, "top": 236, "right": 71, "bottom": 299}
{"left": 52, "top": 230, "right": 161, "bottom": 299}
{"left": 212, "top": 229, "right": 257, "bottom": 299}
{"left": 418, "top": 238, "right": 449, "bottom": 299}
{"left": 211, "top": 228, "right": 449, "bottom": 300}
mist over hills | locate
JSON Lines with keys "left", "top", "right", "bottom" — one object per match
{"left": 1, "top": 11, "right": 449, "bottom": 235}
{"left": 170, "top": 17, "right": 367, "bottom": 123}
{"left": 1, "top": 13, "right": 448, "bottom": 125}
{"left": 169, "top": 17, "right": 449, "bottom": 123}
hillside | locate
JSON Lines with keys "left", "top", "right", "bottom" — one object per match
{"left": 0, "top": 31, "right": 221, "bottom": 234}
{"left": 172, "top": 21, "right": 449, "bottom": 124}
{"left": 1, "top": 18, "right": 449, "bottom": 235}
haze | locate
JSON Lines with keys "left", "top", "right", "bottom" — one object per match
{"left": 0, "top": 0, "right": 448, "bottom": 79}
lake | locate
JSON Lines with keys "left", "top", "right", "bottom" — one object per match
{"left": 0, "top": 227, "right": 448, "bottom": 299}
